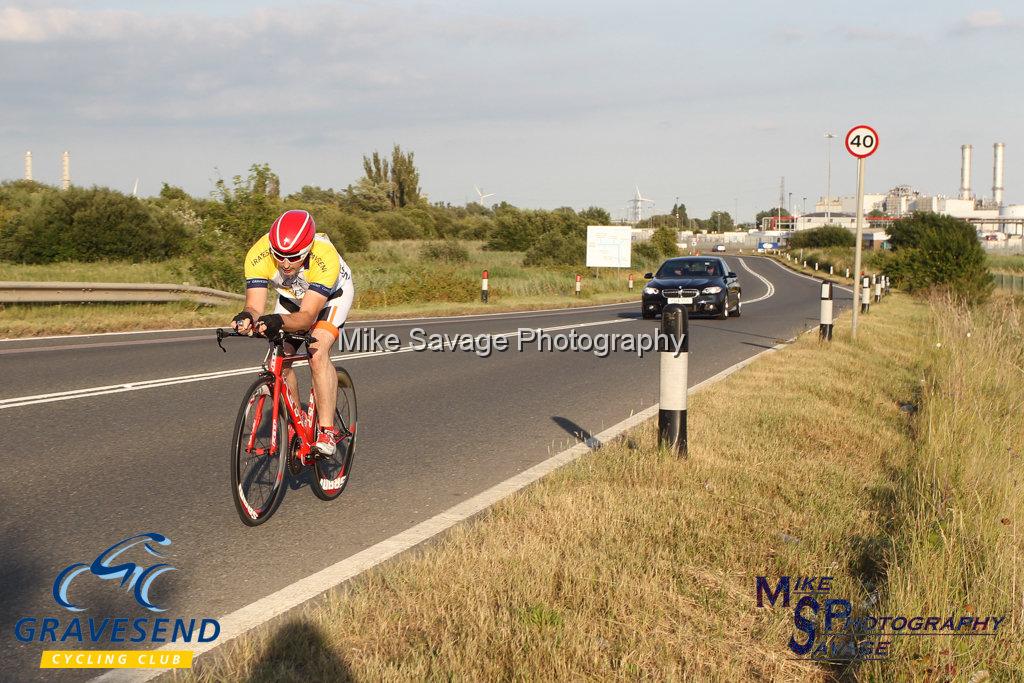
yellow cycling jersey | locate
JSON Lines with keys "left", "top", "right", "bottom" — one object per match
{"left": 244, "top": 233, "right": 352, "bottom": 302}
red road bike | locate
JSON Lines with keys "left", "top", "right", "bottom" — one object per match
{"left": 217, "top": 329, "right": 357, "bottom": 526}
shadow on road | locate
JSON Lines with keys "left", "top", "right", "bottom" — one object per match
{"left": 552, "top": 416, "right": 593, "bottom": 443}
{"left": 240, "top": 620, "right": 354, "bottom": 683}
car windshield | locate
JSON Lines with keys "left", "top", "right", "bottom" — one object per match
{"left": 656, "top": 259, "right": 722, "bottom": 278}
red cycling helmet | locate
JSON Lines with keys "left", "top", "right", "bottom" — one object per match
{"left": 269, "top": 210, "right": 316, "bottom": 261}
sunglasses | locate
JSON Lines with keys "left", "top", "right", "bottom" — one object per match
{"left": 271, "top": 249, "right": 307, "bottom": 264}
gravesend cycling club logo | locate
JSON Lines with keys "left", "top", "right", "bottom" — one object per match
{"left": 756, "top": 574, "right": 1006, "bottom": 662}
{"left": 53, "top": 532, "right": 176, "bottom": 612}
{"left": 14, "top": 532, "right": 221, "bottom": 670}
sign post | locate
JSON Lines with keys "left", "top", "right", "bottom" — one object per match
{"left": 845, "top": 124, "right": 879, "bottom": 340}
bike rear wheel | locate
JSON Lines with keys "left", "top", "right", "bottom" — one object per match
{"left": 309, "top": 367, "right": 358, "bottom": 501}
{"left": 231, "top": 375, "right": 288, "bottom": 525}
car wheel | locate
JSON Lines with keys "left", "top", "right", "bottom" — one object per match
{"left": 642, "top": 308, "right": 655, "bottom": 320}
{"left": 716, "top": 301, "right": 728, "bottom": 320}
{"left": 733, "top": 295, "right": 742, "bottom": 317}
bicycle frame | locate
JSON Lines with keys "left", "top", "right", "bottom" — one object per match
{"left": 245, "top": 339, "right": 320, "bottom": 466}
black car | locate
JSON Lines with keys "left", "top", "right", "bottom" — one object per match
{"left": 641, "top": 256, "right": 741, "bottom": 319}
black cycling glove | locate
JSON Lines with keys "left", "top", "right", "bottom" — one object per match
{"left": 232, "top": 311, "right": 253, "bottom": 328}
{"left": 257, "top": 314, "right": 284, "bottom": 338}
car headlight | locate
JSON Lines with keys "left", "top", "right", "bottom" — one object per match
{"left": 643, "top": 287, "right": 660, "bottom": 295}
{"left": 702, "top": 286, "right": 723, "bottom": 294}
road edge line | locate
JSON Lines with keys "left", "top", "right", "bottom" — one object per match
{"left": 92, "top": 332, "right": 797, "bottom": 683}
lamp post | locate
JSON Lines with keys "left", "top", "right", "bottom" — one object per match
{"left": 824, "top": 132, "right": 836, "bottom": 225}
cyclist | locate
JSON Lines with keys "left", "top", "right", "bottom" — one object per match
{"left": 231, "top": 209, "right": 354, "bottom": 456}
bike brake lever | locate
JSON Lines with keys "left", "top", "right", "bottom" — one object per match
{"left": 216, "top": 328, "right": 227, "bottom": 353}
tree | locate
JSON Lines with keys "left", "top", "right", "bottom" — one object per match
{"left": 650, "top": 225, "right": 678, "bottom": 256}
{"left": 670, "top": 202, "right": 688, "bottom": 223}
{"left": 361, "top": 144, "right": 422, "bottom": 209}
{"left": 578, "top": 206, "right": 611, "bottom": 225}
{"left": 159, "top": 183, "right": 190, "bottom": 202}
{"left": 707, "top": 211, "right": 734, "bottom": 232}
{"left": 883, "top": 212, "right": 992, "bottom": 303}
{"left": 787, "top": 225, "right": 855, "bottom": 249}
{"left": 389, "top": 144, "right": 422, "bottom": 208}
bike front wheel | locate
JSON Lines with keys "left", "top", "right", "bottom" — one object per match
{"left": 231, "top": 376, "right": 288, "bottom": 526}
{"left": 309, "top": 367, "right": 358, "bottom": 501}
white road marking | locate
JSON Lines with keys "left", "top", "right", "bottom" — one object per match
{"left": 0, "top": 301, "right": 634, "bottom": 343}
{"left": 761, "top": 257, "right": 855, "bottom": 294}
{"left": 736, "top": 257, "right": 775, "bottom": 304}
{"left": 91, "top": 332, "right": 800, "bottom": 683}
{"left": 0, "top": 318, "right": 635, "bottom": 410}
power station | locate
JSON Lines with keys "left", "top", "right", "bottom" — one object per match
{"left": 772, "top": 142, "right": 1023, "bottom": 238}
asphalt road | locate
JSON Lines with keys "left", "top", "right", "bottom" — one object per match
{"left": 0, "top": 257, "right": 852, "bottom": 681}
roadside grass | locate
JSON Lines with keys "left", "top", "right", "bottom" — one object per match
{"left": 176, "top": 294, "right": 1023, "bottom": 682}
{"left": 0, "top": 241, "right": 645, "bottom": 336}
{"left": 858, "top": 292, "right": 1024, "bottom": 681}
{"left": 987, "top": 253, "right": 1024, "bottom": 274}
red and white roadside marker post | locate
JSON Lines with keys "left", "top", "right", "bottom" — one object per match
{"left": 846, "top": 124, "right": 879, "bottom": 339}
{"left": 874, "top": 275, "right": 882, "bottom": 303}
{"left": 575, "top": 273, "right": 582, "bottom": 296}
{"left": 481, "top": 270, "right": 489, "bottom": 303}
{"left": 861, "top": 275, "right": 871, "bottom": 314}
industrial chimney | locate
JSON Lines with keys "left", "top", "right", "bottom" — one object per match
{"left": 61, "top": 150, "right": 70, "bottom": 190}
{"left": 24, "top": 151, "right": 32, "bottom": 181}
{"left": 993, "top": 142, "right": 1005, "bottom": 207}
{"left": 959, "top": 144, "right": 973, "bottom": 200}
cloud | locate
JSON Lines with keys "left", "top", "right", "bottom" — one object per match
{"left": 0, "top": 4, "right": 579, "bottom": 131}
{"left": 953, "top": 10, "right": 1024, "bottom": 34}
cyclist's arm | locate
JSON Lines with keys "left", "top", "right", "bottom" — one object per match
{"left": 282, "top": 290, "right": 327, "bottom": 332}
{"left": 242, "top": 286, "right": 268, "bottom": 319}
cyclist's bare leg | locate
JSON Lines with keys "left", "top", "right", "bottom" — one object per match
{"left": 280, "top": 340, "right": 300, "bottom": 414}
{"left": 308, "top": 327, "right": 339, "bottom": 429}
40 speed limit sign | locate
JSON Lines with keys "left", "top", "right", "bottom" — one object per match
{"left": 845, "top": 125, "right": 879, "bottom": 158}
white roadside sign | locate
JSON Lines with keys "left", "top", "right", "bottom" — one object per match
{"left": 586, "top": 225, "right": 632, "bottom": 268}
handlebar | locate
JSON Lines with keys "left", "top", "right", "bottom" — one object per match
{"left": 216, "top": 328, "right": 316, "bottom": 353}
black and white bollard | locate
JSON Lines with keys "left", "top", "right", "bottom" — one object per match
{"left": 874, "top": 279, "right": 882, "bottom": 303}
{"left": 845, "top": 268, "right": 850, "bottom": 279}
{"left": 628, "top": 273, "right": 634, "bottom": 291}
{"left": 885, "top": 276, "right": 890, "bottom": 294}
{"left": 814, "top": 262, "right": 819, "bottom": 271}
{"left": 819, "top": 280, "right": 834, "bottom": 341}
{"left": 481, "top": 269, "right": 489, "bottom": 303}
{"left": 575, "top": 273, "right": 582, "bottom": 296}
{"left": 829, "top": 265, "right": 834, "bottom": 276}
{"left": 658, "top": 304, "right": 689, "bottom": 455}
{"left": 861, "top": 276, "right": 871, "bottom": 314}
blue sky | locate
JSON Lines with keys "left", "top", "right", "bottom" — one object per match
{"left": 1, "top": 1, "right": 1021, "bottom": 221}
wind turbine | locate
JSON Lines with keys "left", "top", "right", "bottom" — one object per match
{"left": 474, "top": 186, "right": 495, "bottom": 206}
{"left": 631, "top": 185, "right": 655, "bottom": 222}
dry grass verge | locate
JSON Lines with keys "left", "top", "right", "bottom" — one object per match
{"left": 170, "top": 292, "right": 1024, "bottom": 682}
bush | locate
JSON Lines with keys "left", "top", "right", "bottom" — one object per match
{"left": 650, "top": 226, "right": 678, "bottom": 257}
{"left": 632, "top": 240, "right": 662, "bottom": 268}
{"left": 787, "top": 225, "right": 855, "bottom": 249}
{"left": 0, "top": 187, "right": 188, "bottom": 263}
{"left": 881, "top": 213, "right": 992, "bottom": 303}
{"left": 313, "top": 206, "right": 371, "bottom": 253}
{"left": 523, "top": 230, "right": 585, "bottom": 266}
{"left": 451, "top": 215, "right": 494, "bottom": 240}
{"left": 372, "top": 212, "right": 423, "bottom": 240}
{"left": 420, "top": 239, "right": 470, "bottom": 263}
